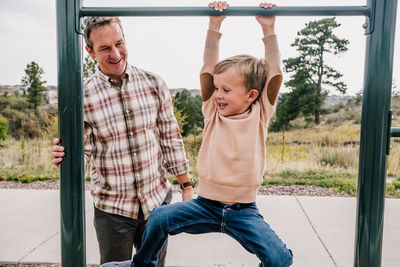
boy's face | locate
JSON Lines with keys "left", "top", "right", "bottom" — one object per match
{"left": 213, "top": 67, "right": 258, "bottom": 117}
{"left": 86, "top": 22, "right": 128, "bottom": 82}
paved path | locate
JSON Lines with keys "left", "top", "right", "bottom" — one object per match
{"left": 0, "top": 189, "right": 399, "bottom": 266}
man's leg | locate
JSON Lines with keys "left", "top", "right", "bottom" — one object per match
{"left": 94, "top": 206, "right": 143, "bottom": 265}
{"left": 224, "top": 203, "right": 293, "bottom": 267}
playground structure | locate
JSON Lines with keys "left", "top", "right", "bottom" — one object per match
{"left": 56, "top": 0, "right": 397, "bottom": 266}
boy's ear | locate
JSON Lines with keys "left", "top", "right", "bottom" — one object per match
{"left": 247, "top": 89, "right": 259, "bottom": 103}
{"left": 85, "top": 46, "right": 96, "bottom": 60}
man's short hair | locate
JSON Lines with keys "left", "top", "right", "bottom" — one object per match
{"left": 214, "top": 55, "right": 267, "bottom": 95}
{"left": 82, "top": 17, "right": 124, "bottom": 50}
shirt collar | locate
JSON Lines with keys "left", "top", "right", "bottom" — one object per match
{"left": 95, "top": 63, "right": 132, "bottom": 86}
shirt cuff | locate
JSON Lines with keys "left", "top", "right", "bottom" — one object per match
{"left": 262, "top": 34, "right": 279, "bottom": 54}
{"left": 167, "top": 160, "right": 190, "bottom": 177}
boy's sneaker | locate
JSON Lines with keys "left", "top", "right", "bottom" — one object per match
{"left": 100, "top": 260, "right": 133, "bottom": 267}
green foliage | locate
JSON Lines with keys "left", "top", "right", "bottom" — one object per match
{"left": 21, "top": 61, "right": 47, "bottom": 111}
{"left": 282, "top": 17, "right": 349, "bottom": 125}
{"left": 0, "top": 95, "right": 56, "bottom": 139}
{"left": 0, "top": 116, "right": 8, "bottom": 140}
{"left": 1, "top": 172, "right": 58, "bottom": 183}
{"left": 83, "top": 55, "right": 97, "bottom": 80}
{"left": 264, "top": 169, "right": 357, "bottom": 195}
{"left": 173, "top": 89, "right": 203, "bottom": 136}
{"left": 173, "top": 100, "right": 188, "bottom": 134}
{"left": 270, "top": 93, "right": 300, "bottom": 132}
{"left": 386, "top": 180, "right": 400, "bottom": 198}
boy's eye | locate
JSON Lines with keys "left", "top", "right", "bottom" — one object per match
{"left": 223, "top": 89, "right": 229, "bottom": 93}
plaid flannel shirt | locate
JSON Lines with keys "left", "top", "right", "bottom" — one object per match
{"left": 83, "top": 64, "right": 189, "bottom": 219}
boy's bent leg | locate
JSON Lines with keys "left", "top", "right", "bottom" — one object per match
{"left": 133, "top": 197, "right": 221, "bottom": 267}
{"left": 224, "top": 204, "right": 293, "bottom": 267}
{"left": 132, "top": 214, "right": 168, "bottom": 267}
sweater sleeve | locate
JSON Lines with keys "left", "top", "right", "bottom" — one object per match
{"left": 200, "top": 30, "right": 222, "bottom": 103}
{"left": 259, "top": 34, "right": 283, "bottom": 123}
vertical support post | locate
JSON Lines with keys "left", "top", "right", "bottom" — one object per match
{"left": 354, "top": 0, "right": 397, "bottom": 266}
{"left": 56, "top": 0, "right": 86, "bottom": 266}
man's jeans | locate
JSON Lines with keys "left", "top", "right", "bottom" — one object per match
{"left": 132, "top": 196, "right": 293, "bottom": 267}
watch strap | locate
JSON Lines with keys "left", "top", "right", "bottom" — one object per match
{"left": 180, "top": 181, "right": 195, "bottom": 190}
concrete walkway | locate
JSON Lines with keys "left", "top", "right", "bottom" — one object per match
{"left": 0, "top": 189, "right": 399, "bottom": 267}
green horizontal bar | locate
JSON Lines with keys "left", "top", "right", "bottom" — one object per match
{"left": 391, "top": 128, "right": 400, "bottom": 137}
{"left": 80, "top": 6, "right": 369, "bottom": 17}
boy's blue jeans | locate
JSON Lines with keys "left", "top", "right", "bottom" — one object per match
{"left": 132, "top": 196, "right": 293, "bottom": 267}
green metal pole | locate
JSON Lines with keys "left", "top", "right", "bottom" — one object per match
{"left": 390, "top": 127, "right": 400, "bottom": 137}
{"left": 80, "top": 6, "right": 368, "bottom": 17}
{"left": 354, "top": 0, "right": 398, "bottom": 266}
{"left": 56, "top": 0, "right": 86, "bottom": 266}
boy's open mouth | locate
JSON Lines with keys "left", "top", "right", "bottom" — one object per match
{"left": 217, "top": 103, "right": 227, "bottom": 108}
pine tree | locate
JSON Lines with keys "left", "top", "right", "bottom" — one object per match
{"left": 283, "top": 17, "right": 349, "bottom": 124}
{"left": 21, "top": 61, "right": 47, "bottom": 111}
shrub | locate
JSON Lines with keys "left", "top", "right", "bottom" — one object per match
{"left": 318, "top": 147, "right": 358, "bottom": 169}
{"left": 326, "top": 114, "right": 345, "bottom": 125}
{"left": 0, "top": 116, "right": 8, "bottom": 140}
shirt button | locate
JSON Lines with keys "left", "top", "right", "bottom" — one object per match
{"left": 129, "top": 132, "right": 134, "bottom": 136}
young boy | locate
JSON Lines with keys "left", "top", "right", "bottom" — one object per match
{"left": 102, "top": 2, "right": 292, "bottom": 267}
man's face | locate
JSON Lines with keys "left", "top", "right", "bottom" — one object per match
{"left": 86, "top": 22, "right": 128, "bottom": 82}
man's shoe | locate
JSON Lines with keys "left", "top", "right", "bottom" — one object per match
{"left": 100, "top": 260, "right": 133, "bottom": 267}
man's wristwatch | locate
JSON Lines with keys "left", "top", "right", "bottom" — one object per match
{"left": 179, "top": 178, "right": 195, "bottom": 190}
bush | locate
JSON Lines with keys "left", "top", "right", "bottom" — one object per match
{"left": 0, "top": 95, "right": 56, "bottom": 139}
{"left": 318, "top": 147, "right": 358, "bottom": 169}
{"left": 0, "top": 116, "right": 8, "bottom": 140}
{"left": 326, "top": 114, "right": 345, "bottom": 125}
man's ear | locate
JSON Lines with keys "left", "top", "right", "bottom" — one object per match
{"left": 85, "top": 46, "right": 96, "bottom": 60}
{"left": 247, "top": 89, "right": 259, "bottom": 103}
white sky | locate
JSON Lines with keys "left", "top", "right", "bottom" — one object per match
{"left": 0, "top": 0, "right": 399, "bottom": 96}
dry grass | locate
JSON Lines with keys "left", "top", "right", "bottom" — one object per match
{"left": 1, "top": 111, "right": 400, "bottom": 197}
{"left": 0, "top": 137, "right": 58, "bottom": 182}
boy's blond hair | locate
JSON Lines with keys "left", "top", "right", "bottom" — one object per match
{"left": 82, "top": 17, "right": 125, "bottom": 50}
{"left": 214, "top": 54, "right": 267, "bottom": 94}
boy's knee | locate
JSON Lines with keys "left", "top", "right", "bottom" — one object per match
{"left": 267, "top": 248, "right": 293, "bottom": 267}
{"left": 147, "top": 205, "right": 170, "bottom": 227}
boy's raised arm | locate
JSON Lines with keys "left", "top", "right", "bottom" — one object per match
{"left": 256, "top": 2, "right": 282, "bottom": 106}
{"left": 200, "top": 2, "right": 228, "bottom": 102}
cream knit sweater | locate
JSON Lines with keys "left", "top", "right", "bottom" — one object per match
{"left": 197, "top": 30, "right": 282, "bottom": 203}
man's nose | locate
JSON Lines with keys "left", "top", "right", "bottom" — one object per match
{"left": 109, "top": 46, "right": 120, "bottom": 59}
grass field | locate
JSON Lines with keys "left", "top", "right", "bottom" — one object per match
{"left": 1, "top": 100, "right": 400, "bottom": 197}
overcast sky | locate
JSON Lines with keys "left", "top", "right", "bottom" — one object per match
{"left": 0, "top": 0, "right": 399, "bottom": 96}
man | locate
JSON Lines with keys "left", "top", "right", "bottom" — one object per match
{"left": 52, "top": 17, "right": 195, "bottom": 266}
